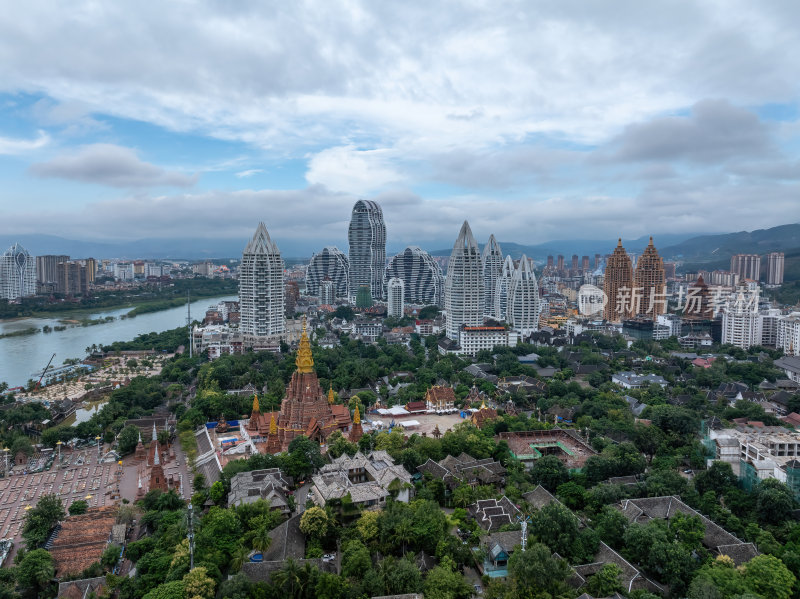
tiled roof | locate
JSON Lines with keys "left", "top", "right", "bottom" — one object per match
{"left": 50, "top": 506, "right": 117, "bottom": 577}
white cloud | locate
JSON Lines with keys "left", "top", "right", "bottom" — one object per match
{"left": 29, "top": 144, "right": 197, "bottom": 188}
{"left": 306, "top": 146, "right": 403, "bottom": 194}
{"left": 235, "top": 169, "right": 263, "bottom": 178}
{"left": 0, "top": 130, "right": 49, "bottom": 154}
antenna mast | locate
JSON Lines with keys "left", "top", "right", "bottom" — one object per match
{"left": 186, "top": 291, "right": 192, "bottom": 358}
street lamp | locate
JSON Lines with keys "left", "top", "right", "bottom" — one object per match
{"left": 56, "top": 441, "right": 62, "bottom": 469}
{"left": 95, "top": 435, "right": 101, "bottom": 460}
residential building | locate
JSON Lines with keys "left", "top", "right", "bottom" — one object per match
{"left": 775, "top": 355, "right": 800, "bottom": 383}
{"left": 481, "top": 235, "right": 503, "bottom": 317}
{"left": 312, "top": 451, "right": 413, "bottom": 507}
{"left": 468, "top": 497, "right": 521, "bottom": 531}
{"left": 444, "top": 221, "right": 484, "bottom": 340}
{"left": 386, "top": 277, "right": 404, "bottom": 318}
{"left": 319, "top": 280, "right": 335, "bottom": 305}
{"left": 36, "top": 254, "right": 69, "bottom": 286}
{"left": 385, "top": 245, "right": 445, "bottom": 306}
{"left": 113, "top": 262, "right": 134, "bottom": 281}
{"left": 417, "top": 452, "right": 506, "bottom": 490}
{"left": 239, "top": 222, "right": 285, "bottom": 337}
{"left": 778, "top": 313, "right": 800, "bottom": 356}
{"left": 494, "top": 255, "right": 515, "bottom": 320}
{"left": 722, "top": 293, "right": 762, "bottom": 349}
{"left": 459, "top": 326, "right": 518, "bottom": 356}
{"left": 730, "top": 254, "right": 760, "bottom": 281}
{"left": 57, "top": 260, "right": 93, "bottom": 295}
{"left": 348, "top": 199, "right": 386, "bottom": 300}
{"left": 499, "top": 430, "right": 597, "bottom": 470}
{"left": 306, "top": 246, "right": 349, "bottom": 298}
{"left": 508, "top": 254, "right": 540, "bottom": 335}
{"left": 632, "top": 237, "right": 666, "bottom": 319}
{"left": 0, "top": 243, "right": 36, "bottom": 300}
{"left": 602, "top": 239, "right": 634, "bottom": 322}
{"left": 766, "top": 252, "right": 785, "bottom": 286}
{"left": 760, "top": 308, "right": 783, "bottom": 347}
{"left": 611, "top": 371, "right": 668, "bottom": 389}
{"left": 227, "top": 468, "right": 292, "bottom": 515}
{"left": 683, "top": 275, "right": 714, "bottom": 319}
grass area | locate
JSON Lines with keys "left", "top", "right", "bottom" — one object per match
{"left": 178, "top": 426, "right": 198, "bottom": 470}
{"left": 0, "top": 326, "right": 39, "bottom": 339}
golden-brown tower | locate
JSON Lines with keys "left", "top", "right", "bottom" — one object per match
{"left": 603, "top": 239, "right": 634, "bottom": 322}
{"left": 633, "top": 237, "right": 666, "bottom": 319}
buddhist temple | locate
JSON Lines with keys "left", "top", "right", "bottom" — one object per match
{"left": 247, "top": 318, "right": 353, "bottom": 452}
{"left": 148, "top": 444, "right": 168, "bottom": 492}
{"left": 425, "top": 385, "right": 456, "bottom": 413}
{"left": 603, "top": 238, "right": 634, "bottom": 322}
{"left": 685, "top": 274, "right": 714, "bottom": 320}
{"left": 471, "top": 399, "right": 498, "bottom": 429}
{"left": 348, "top": 404, "right": 363, "bottom": 443}
{"left": 134, "top": 431, "right": 146, "bottom": 462}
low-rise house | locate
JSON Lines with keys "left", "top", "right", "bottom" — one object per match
{"left": 228, "top": 468, "right": 292, "bottom": 515}
{"left": 312, "top": 451, "right": 413, "bottom": 508}
{"left": 417, "top": 453, "right": 505, "bottom": 490}
{"left": 611, "top": 371, "right": 667, "bottom": 389}
{"left": 468, "top": 496, "right": 521, "bottom": 531}
{"left": 49, "top": 506, "right": 119, "bottom": 578}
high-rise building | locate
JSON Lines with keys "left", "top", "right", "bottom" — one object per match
{"left": 594, "top": 254, "right": 602, "bottom": 270}
{"left": 766, "top": 252, "right": 785, "bottom": 286}
{"left": 384, "top": 246, "right": 444, "bottom": 306}
{"left": 581, "top": 256, "right": 590, "bottom": 273}
{"left": 306, "top": 246, "right": 349, "bottom": 299}
{"left": 36, "top": 255, "right": 69, "bottom": 285}
{"left": 633, "top": 238, "right": 666, "bottom": 319}
{"left": 348, "top": 200, "right": 386, "bottom": 300}
{"left": 508, "top": 255, "right": 540, "bottom": 335}
{"left": 57, "top": 260, "right": 91, "bottom": 296}
{"left": 285, "top": 281, "right": 300, "bottom": 316}
{"left": 722, "top": 292, "right": 762, "bottom": 349}
{"left": 444, "top": 221, "right": 484, "bottom": 341}
{"left": 547, "top": 255, "right": 554, "bottom": 269}
{"left": 731, "top": 254, "right": 761, "bottom": 281}
{"left": 494, "top": 255, "right": 515, "bottom": 321}
{"left": 481, "top": 235, "right": 503, "bottom": 317}
{"left": 387, "top": 277, "right": 405, "bottom": 318}
{"left": 557, "top": 255, "right": 565, "bottom": 272}
{"left": 239, "top": 222, "right": 285, "bottom": 337}
{"left": 663, "top": 262, "right": 676, "bottom": 280}
{"left": 777, "top": 313, "right": 800, "bottom": 356}
{"left": 319, "top": 280, "right": 335, "bottom": 306}
{"left": 603, "top": 239, "right": 634, "bottom": 322}
{"left": 571, "top": 255, "right": 579, "bottom": 273}
{"left": 0, "top": 243, "right": 36, "bottom": 300}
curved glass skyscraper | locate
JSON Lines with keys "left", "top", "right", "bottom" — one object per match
{"left": 384, "top": 246, "right": 444, "bottom": 306}
{"left": 508, "top": 255, "right": 541, "bottom": 335}
{"left": 0, "top": 243, "right": 36, "bottom": 300}
{"left": 348, "top": 200, "right": 386, "bottom": 300}
{"left": 481, "top": 234, "right": 503, "bottom": 317}
{"left": 306, "top": 246, "right": 349, "bottom": 299}
{"left": 444, "top": 221, "right": 484, "bottom": 340}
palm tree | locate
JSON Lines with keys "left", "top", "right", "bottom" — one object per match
{"left": 273, "top": 559, "right": 302, "bottom": 599}
{"left": 251, "top": 524, "right": 272, "bottom": 553}
{"left": 393, "top": 519, "right": 414, "bottom": 556}
{"left": 230, "top": 544, "right": 250, "bottom": 572}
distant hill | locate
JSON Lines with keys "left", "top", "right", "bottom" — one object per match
{"left": 430, "top": 233, "right": 695, "bottom": 261}
{"left": 659, "top": 223, "right": 800, "bottom": 262}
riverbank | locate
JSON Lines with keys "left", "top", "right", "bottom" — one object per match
{"left": 0, "top": 278, "right": 238, "bottom": 322}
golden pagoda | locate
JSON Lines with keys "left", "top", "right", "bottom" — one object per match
{"left": 246, "top": 316, "right": 352, "bottom": 452}
{"left": 348, "top": 404, "right": 363, "bottom": 443}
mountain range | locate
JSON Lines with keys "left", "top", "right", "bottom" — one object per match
{"left": 2, "top": 224, "right": 798, "bottom": 263}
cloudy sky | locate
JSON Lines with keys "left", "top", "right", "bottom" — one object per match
{"left": 1, "top": 1, "right": 799, "bottom": 254}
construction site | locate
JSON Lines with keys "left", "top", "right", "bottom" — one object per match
{"left": 497, "top": 429, "right": 597, "bottom": 471}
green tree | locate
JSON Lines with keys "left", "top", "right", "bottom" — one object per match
{"left": 117, "top": 424, "right": 141, "bottom": 455}
{"left": 743, "top": 554, "right": 796, "bottom": 599}
{"left": 423, "top": 556, "right": 472, "bottom": 599}
{"left": 586, "top": 563, "right": 623, "bottom": 597}
{"left": 142, "top": 580, "right": 186, "bottom": 599}
{"left": 530, "top": 455, "right": 569, "bottom": 491}
{"left": 22, "top": 494, "right": 65, "bottom": 549}
{"left": 592, "top": 506, "right": 629, "bottom": 549}
{"left": 183, "top": 566, "right": 215, "bottom": 599}
{"left": 508, "top": 542, "right": 571, "bottom": 598}
{"left": 356, "top": 510, "right": 380, "bottom": 545}
{"left": 756, "top": 479, "right": 795, "bottom": 525}
{"left": 68, "top": 499, "right": 89, "bottom": 516}
{"left": 299, "top": 506, "right": 329, "bottom": 540}
{"left": 16, "top": 549, "right": 55, "bottom": 594}
{"left": 342, "top": 540, "right": 372, "bottom": 578}
{"left": 208, "top": 481, "right": 225, "bottom": 505}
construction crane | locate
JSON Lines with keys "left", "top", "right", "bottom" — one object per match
{"left": 34, "top": 353, "right": 56, "bottom": 391}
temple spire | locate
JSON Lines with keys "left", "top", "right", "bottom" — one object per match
{"left": 295, "top": 316, "right": 314, "bottom": 373}
{"left": 153, "top": 444, "right": 160, "bottom": 466}
{"left": 328, "top": 386, "right": 335, "bottom": 404}
{"left": 251, "top": 394, "right": 260, "bottom": 414}
{"left": 151, "top": 423, "right": 157, "bottom": 442}
{"left": 353, "top": 403, "right": 361, "bottom": 425}
{"left": 269, "top": 412, "right": 277, "bottom": 435}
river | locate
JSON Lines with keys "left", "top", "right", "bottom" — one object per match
{"left": 0, "top": 295, "right": 236, "bottom": 387}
